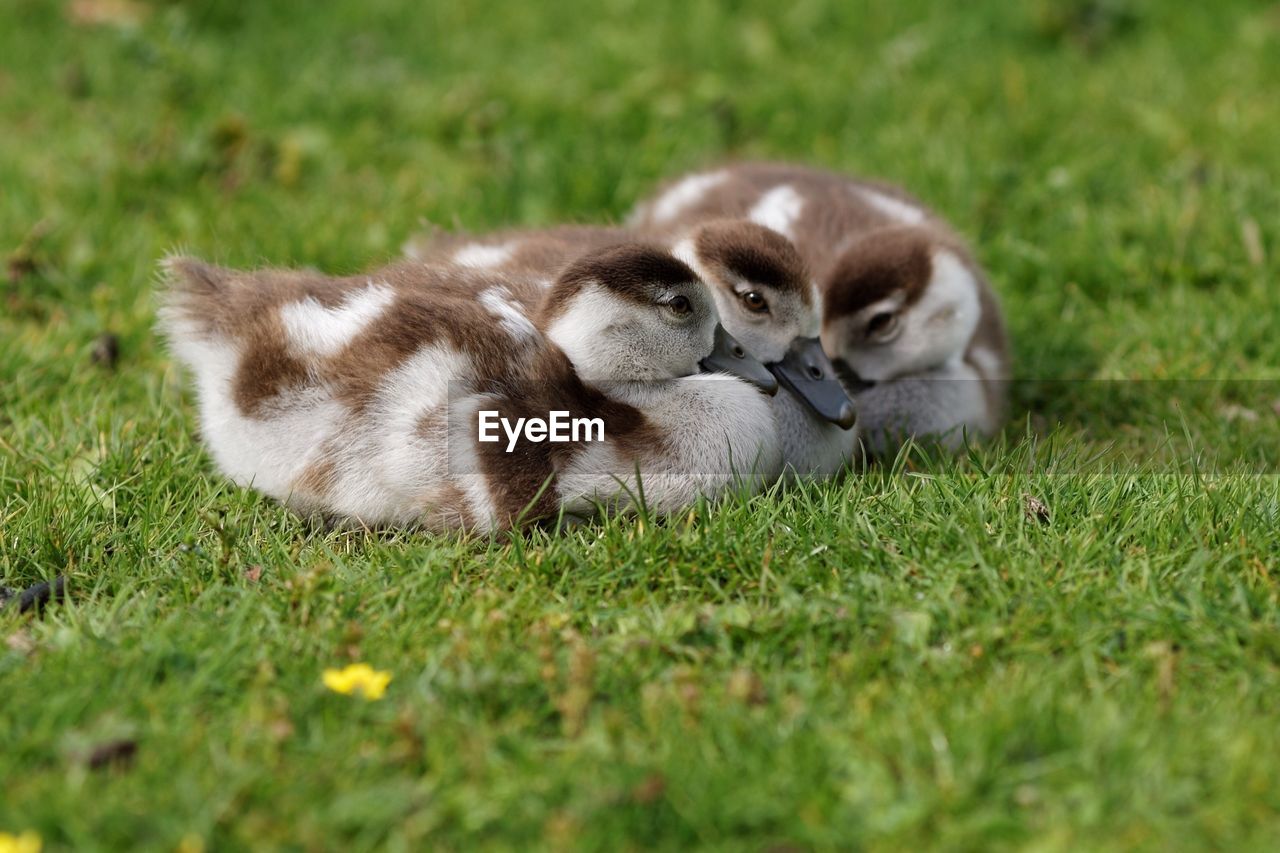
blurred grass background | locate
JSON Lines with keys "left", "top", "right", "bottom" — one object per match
{"left": 2, "top": 0, "right": 1280, "bottom": 849}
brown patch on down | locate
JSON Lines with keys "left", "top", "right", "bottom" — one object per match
{"left": 692, "top": 220, "right": 811, "bottom": 302}
{"left": 538, "top": 244, "right": 698, "bottom": 323}
{"left": 234, "top": 332, "right": 310, "bottom": 417}
{"left": 472, "top": 403, "right": 560, "bottom": 527}
{"left": 292, "top": 455, "right": 337, "bottom": 503}
{"left": 468, "top": 346, "right": 661, "bottom": 527}
{"left": 822, "top": 226, "right": 936, "bottom": 319}
{"left": 323, "top": 292, "right": 453, "bottom": 411}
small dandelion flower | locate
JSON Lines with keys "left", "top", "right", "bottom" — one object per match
{"left": 322, "top": 663, "right": 392, "bottom": 700}
{"left": 176, "top": 833, "right": 205, "bottom": 853}
{"left": 0, "top": 831, "right": 42, "bottom": 853}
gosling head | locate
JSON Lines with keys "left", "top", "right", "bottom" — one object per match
{"left": 673, "top": 221, "right": 856, "bottom": 429}
{"left": 538, "top": 243, "right": 777, "bottom": 393}
{"left": 820, "top": 226, "right": 981, "bottom": 385}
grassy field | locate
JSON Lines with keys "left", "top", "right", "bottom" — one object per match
{"left": 3, "top": 0, "right": 1280, "bottom": 849}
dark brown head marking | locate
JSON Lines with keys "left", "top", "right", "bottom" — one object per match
{"left": 693, "top": 220, "right": 811, "bottom": 302}
{"left": 538, "top": 243, "right": 699, "bottom": 322}
{"left": 822, "top": 226, "right": 936, "bottom": 319}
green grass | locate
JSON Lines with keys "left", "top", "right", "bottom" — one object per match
{"left": 3, "top": 0, "right": 1280, "bottom": 849}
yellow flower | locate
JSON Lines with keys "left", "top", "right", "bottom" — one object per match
{"left": 322, "top": 663, "right": 392, "bottom": 700}
{"left": 176, "top": 833, "right": 205, "bottom": 853}
{"left": 0, "top": 831, "right": 42, "bottom": 853}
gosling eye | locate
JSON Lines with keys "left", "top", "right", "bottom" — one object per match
{"left": 866, "top": 311, "right": 899, "bottom": 339}
{"left": 667, "top": 295, "right": 693, "bottom": 316}
{"left": 741, "top": 290, "right": 769, "bottom": 314}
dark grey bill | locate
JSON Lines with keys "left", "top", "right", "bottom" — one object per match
{"left": 832, "top": 357, "right": 876, "bottom": 395}
{"left": 769, "top": 337, "right": 858, "bottom": 429}
{"left": 700, "top": 325, "right": 779, "bottom": 395}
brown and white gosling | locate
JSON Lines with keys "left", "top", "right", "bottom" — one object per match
{"left": 159, "top": 244, "right": 782, "bottom": 532}
{"left": 406, "top": 219, "right": 859, "bottom": 478}
{"left": 629, "top": 162, "right": 1011, "bottom": 454}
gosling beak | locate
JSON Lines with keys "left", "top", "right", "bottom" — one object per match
{"left": 700, "top": 325, "right": 779, "bottom": 395}
{"left": 768, "top": 337, "right": 858, "bottom": 429}
{"left": 832, "top": 358, "right": 876, "bottom": 395}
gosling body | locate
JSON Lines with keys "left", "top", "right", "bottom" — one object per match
{"left": 160, "top": 245, "right": 780, "bottom": 532}
{"left": 406, "top": 219, "right": 858, "bottom": 478}
{"left": 630, "top": 162, "right": 1011, "bottom": 454}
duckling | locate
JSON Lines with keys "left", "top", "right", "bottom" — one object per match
{"left": 159, "top": 244, "right": 781, "bottom": 533}
{"left": 669, "top": 220, "right": 859, "bottom": 477}
{"left": 404, "top": 219, "right": 859, "bottom": 478}
{"left": 629, "top": 162, "right": 1010, "bottom": 454}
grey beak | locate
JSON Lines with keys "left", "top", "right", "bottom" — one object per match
{"left": 832, "top": 358, "right": 876, "bottom": 395}
{"left": 700, "top": 325, "right": 779, "bottom": 395}
{"left": 768, "top": 337, "right": 857, "bottom": 429}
